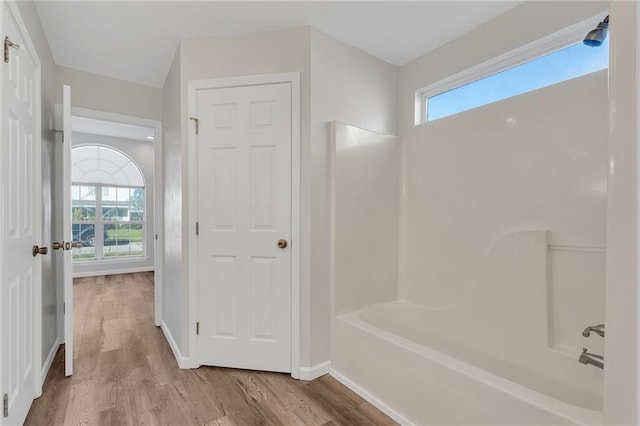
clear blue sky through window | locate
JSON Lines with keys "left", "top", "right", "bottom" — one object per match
{"left": 427, "top": 40, "right": 609, "bottom": 122}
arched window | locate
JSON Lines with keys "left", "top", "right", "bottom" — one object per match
{"left": 71, "top": 145, "right": 145, "bottom": 260}
{"left": 72, "top": 145, "right": 145, "bottom": 187}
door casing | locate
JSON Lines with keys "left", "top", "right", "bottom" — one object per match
{"left": 187, "top": 72, "right": 301, "bottom": 378}
{"left": 55, "top": 106, "right": 164, "bottom": 328}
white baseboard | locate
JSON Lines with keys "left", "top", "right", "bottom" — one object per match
{"left": 299, "top": 361, "right": 331, "bottom": 381}
{"left": 41, "top": 338, "right": 61, "bottom": 388}
{"left": 73, "top": 266, "right": 154, "bottom": 278}
{"left": 160, "top": 321, "right": 191, "bottom": 369}
{"left": 330, "top": 368, "right": 412, "bottom": 426}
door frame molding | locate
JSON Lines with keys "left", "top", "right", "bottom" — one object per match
{"left": 187, "top": 72, "right": 301, "bottom": 378}
{"left": 0, "top": 0, "right": 43, "bottom": 406}
{"left": 67, "top": 106, "right": 164, "bottom": 327}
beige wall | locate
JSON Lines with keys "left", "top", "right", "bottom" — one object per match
{"left": 161, "top": 49, "right": 183, "bottom": 350}
{"left": 57, "top": 66, "right": 162, "bottom": 121}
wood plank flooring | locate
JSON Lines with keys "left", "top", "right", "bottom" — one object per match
{"left": 25, "top": 273, "right": 396, "bottom": 426}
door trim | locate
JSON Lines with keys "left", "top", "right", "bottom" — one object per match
{"left": 187, "top": 72, "right": 301, "bottom": 378}
{"left": 67, "top": 107, "right": 164, "bottom": 327}
{"left": 0, "top": 0, "right": 43, "bottom": 402}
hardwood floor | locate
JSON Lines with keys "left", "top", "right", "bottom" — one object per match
{"left": 25, "top": 273, "right": 396, "bottom": 426}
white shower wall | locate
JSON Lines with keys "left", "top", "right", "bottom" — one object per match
{"left": 401, "top": 70, "right": 608, "bottom": 355}
{"left": 330, "top": 123, "right": 400, "bottom": 315}
{"left": 330, "top": 70, "right": 609, "bottom": 425}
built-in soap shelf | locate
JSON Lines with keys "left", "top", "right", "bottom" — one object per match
{"left": 548, "top": 244, "right": 605, "bottom": 253}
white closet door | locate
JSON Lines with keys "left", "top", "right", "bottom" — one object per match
{"left": 196, "top": 82, "right": 292, "bottom": 373}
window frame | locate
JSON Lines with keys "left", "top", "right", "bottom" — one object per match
{"left": 415, "top": 12, "right": 609, "bottom": 126}
{"left": 71, "top": 182, "right": 146, "bottom": 261}
{"left": 72, "top": 144, "right": 146, "bottom": 187}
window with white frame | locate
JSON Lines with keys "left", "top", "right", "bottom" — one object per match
{"left": 417, "top": 16, "right": 609, "bottom": 124}
{"left": 71, "top": 145, "right": 145, "bottom": 260}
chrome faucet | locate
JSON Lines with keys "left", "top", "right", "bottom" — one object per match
{"left": 579, "top": 348, "right": 604, "bottom": 369}
{"left": 582, "top": 324, "right": 605, "bottom": 338}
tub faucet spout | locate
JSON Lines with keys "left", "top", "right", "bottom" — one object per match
{"left": 582, "top": 324, "right": 605, "bottom": 338}
{"left": 579, "top": 348, "right": 604, "bottom": 369}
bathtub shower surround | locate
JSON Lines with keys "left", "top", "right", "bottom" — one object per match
{"left": 330, "top": 70, "right": 607, "bottom": 424}
{"left": 333, "top": 231, "right": 602, "bottom": 425}
{"left": 330, "top": 122, "right": 400, "bottom": 316}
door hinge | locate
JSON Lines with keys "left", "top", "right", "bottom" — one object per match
{"left": 63, "top": 303, "right": 65, "bottom": 314}
{"left": 3, "top": 393, "right": 8, "bottom": 418}
{"left": 4, "top": 36, "right": 21, "bottom": 64}
{"left": 52, "top": 129, "right": 64, "bottom": 143}
{"left": 196, "top": 322, "right": 200, "bottom": 335}
{"left": 196, "top": 221, "right": 199, "bottom": 236}
{"left": 189, "top": 117, "right": 199, "bottom": 135}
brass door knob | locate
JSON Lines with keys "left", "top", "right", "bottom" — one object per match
{"left": 277, "top": 239, "right": 288, "bottom": 249}
{"left": 71, "top": 241, "right": 82, "bottom": 249}
{"left": 52, "top": 242, "right": 63, "bottom": 250}
{"left": 32, "top": 245, "right": 48, "bottom": 256}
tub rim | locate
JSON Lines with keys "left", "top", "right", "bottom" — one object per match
{"left": 337, "top": 306, "right": 603, "bottom": 426}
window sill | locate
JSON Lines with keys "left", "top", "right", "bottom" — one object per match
{"left": 73, "top": 256, "right": 150, "bottom": 266}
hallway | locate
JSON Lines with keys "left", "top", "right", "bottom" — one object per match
{"left": 25, "top": 273, "right": 395, "bottom": 425}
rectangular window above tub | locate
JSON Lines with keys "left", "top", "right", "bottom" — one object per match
{"left": 416, "top": 14, "right": 609, "bottom": 124}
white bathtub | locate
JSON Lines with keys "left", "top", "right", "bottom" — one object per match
{"left": 332, "top": 302, "right": 603, "bottom": 425}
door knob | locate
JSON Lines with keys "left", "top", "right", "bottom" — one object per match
{"left": 52, "top": 242, "right": 63, "bottom": 250}
{"left": 277, "top": 239, "right": 288, "bottom": 249}
{"left": 71, "top": 241, "right": 82, "bottom": 249}
{"left": 32, "top": 245, "right": 48, "bottom": 256}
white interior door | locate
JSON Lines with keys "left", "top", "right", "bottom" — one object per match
{"left": 62, "top": 86, "right": 72, "bottom": 377}
{"left": 53, "top": 85, "right": 72, "bottom": 376}
{"left": 0, "top": 4, "right": 41, "bottom": 424}
{"left": 196, "top": 82, "right": 292, "bottom": 372}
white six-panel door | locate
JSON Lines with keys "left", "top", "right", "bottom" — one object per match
{"left": 52, "top": 86, "right": 72, "bottom": 378}
{"left": 196, "top": 82, "right": 292, "bottom": 372}
{"left": 61, "top": 85, "right": 73, "bottom": 377}
{"left": 1, "top": 3, "right": 42, "bottom": 424}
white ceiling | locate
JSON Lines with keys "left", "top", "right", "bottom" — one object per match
{"left": 35, "top": 1, "right": 522, "bottom": 89}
